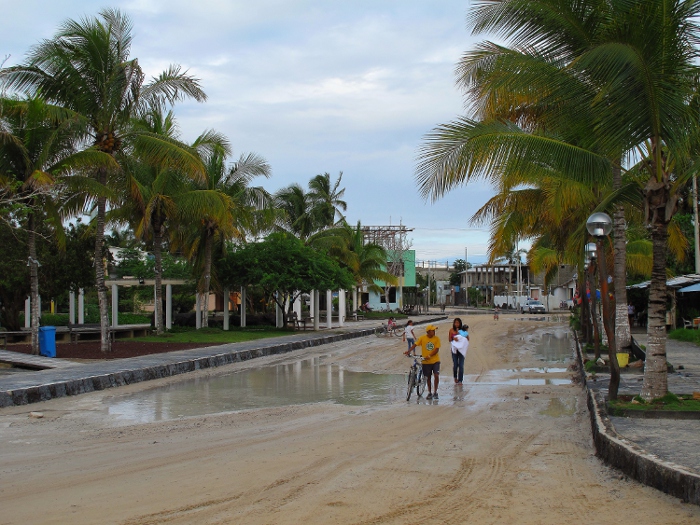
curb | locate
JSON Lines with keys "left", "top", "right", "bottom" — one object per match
{"left": 0, "top": 316, "right": 447, "bottom": 408}
{"left": 575, "top": 331, "right": 700, "bottom": 505}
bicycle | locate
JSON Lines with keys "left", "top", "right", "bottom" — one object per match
{"left": 405, "top": 354, "right": 426, "bottom": 400}
{"left": 375, "top": 324, "right": 402, "bottom": 337}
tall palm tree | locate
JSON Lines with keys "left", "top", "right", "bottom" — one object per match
{"left": 0, "top": 9, "right": 207, "bottom": 351}
{"left": 175, "top": 131, "right": 271, "bottom": 327}
{"left": 274, "top": 183, "right": 319, "bottom": 241}
{"left": 309, "top": 171, "right": 347, "bottom": 227}
{"left": 417, "top": 0, "right": 700, "bottom": 400}
{"left": 111, "top": 107, "right": 198, "bottom": 334}
{"left": 0, "top": 96, "right": 114, "bottom": 353}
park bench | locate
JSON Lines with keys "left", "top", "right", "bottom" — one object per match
{"left": 286, "top": 312, "right": 311, "bottom": 330}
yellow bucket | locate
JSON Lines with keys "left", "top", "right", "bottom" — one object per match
{"left": 616, "top": 353, "right": 629, "bottom": 368}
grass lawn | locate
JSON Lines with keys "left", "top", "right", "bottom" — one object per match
{"left": 608, "top": 393, "right": 700, "bottom": 415}
{"left": 133, "top": 326, "right": 294, "bottom": 344}
{"left": 668, "top": 328, "right": 700, "bottom": 345}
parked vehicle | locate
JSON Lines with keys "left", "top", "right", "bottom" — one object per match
{"left": 521, "top": 299, "right": 547, "bottom": 314}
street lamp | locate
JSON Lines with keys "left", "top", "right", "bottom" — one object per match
{"left": 586, "top": 212, "right": 620, "bottom": 400}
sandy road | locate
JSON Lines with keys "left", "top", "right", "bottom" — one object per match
{"left": 1, "top": 316, "right": 698, "bottom": 525}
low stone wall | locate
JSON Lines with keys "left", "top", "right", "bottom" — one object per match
{"left": 0, "top": 317, "right": 446, "bottom": 408}
{"left": 575, "top": 332, "right": 700, "bottom": 505}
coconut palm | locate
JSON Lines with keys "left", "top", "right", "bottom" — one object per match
{"left": 0, "top": 96, "right": 114, "bottom": 353}
{"left": 309, "top": 171, "right": 347, "bottom": 227}
{"left": 417, "top": 0, "right": 700, "bottom": 400}
{"left": 0, "top": 9, "right": 207, "bottom": 351}
{"left": 175, "top": 131, "right": 272, "bottom": 327}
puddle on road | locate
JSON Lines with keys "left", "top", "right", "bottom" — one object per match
{"left": 534, "top": 329, "right": 572, "bottom": 362}
{"left": 101, "top": 330, "right": 576, "bottom": 423}
{"left": 539, "top": 398, "right": 576, "bottom": 417}
{"left": 106, "top": 357, "right": 406, "bottom": 423}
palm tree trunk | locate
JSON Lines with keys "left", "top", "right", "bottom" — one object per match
{"left": 95, "top": 169, "right": 111, "bottom": 353}
{"left": 200, "top": 232, "right": 213, "bottom": 328}
{"left": 641, "top": 219, "right": 669, "bottom": 400}
{"left": 612, "top": 163, "right": 631, "bottom": 351}
{"left": 597, "top": 239, "right": 619, "bottom": 401}
{"left": 153, "top": 221, "right": 164, "bottom": 335}
{"left": 28, "top": 213, "right": 40, "bottom": 355}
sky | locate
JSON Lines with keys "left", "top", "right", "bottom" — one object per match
{"left": 0, "top": 0, "right": 499, "bottom": 265}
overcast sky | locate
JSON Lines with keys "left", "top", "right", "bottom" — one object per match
{"left": 1, "top": 0, "right": 498, "bottom": 265}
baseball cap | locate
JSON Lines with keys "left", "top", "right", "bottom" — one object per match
{"left": 426, "top": 324, "right": 438, "bottom": 331}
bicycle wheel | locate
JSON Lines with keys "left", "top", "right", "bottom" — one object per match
{"left": 416, "top": 370, "right": 427, "bottom": 397}
{"left": 374, "top": 327, "right": 385, "bottom": 337}
{"left": 406, "top": 369, "right": 416, "bottom": 401}
{"left": 392, "top": 327, "right": 403, "bottom": 337}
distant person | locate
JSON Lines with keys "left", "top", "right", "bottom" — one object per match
{"left": 449, "top": 318, "right": 469, "bottom": 384}
{"left": 406, "top": 324, "right": 441, "bottom": 400}
{"left": 493, "top": 306, "right": 500, "bottom": 320}
{"left": 387, "top": 317, "right": 396, "bottom": 331}
{"left": 402, "top": 320, "right": 416, "bottom": 352}
{"left": 628, "top": 304, "right": 635, "bottom": 326}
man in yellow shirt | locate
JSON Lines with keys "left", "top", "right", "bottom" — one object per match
{"left": 405, "top": 324, "right": 441, "bottom": 399}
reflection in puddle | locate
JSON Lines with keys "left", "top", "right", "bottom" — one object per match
{"left": 534, "top": 330, "right": 572, "bottom": 362}
{"left": 517, "top": 367, "right": 569, "bottom": 374}
{"left": 106, "top": 357, "right": 405, "bottom": 423}
{"left": 539, "top": 398, "right": 576, "bottom": 417}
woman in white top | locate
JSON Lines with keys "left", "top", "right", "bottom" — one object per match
{"left": 402, "top": 320, "right": 416, "bottom": 352}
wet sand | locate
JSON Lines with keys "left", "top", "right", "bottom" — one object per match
{"left": 1, "top": 316, "right": 698, "bottom": 524}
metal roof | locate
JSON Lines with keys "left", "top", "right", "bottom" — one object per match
{"left": 627, "top": 274, "right": 700, "bottom": 290}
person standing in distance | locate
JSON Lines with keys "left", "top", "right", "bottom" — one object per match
{"left": 406, "top": 324, "right": 441, "bottom": 399}
{"left": 402, "top": 320, "right": 416, "bottom": 353}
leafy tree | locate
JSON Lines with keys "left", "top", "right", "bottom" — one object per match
{"left": 308, "top": 171, "right": 347, "bottom": 227}
{"left": 1, "top": 9, "right": 207, "bottom": 351}
{"left": 218, "top": 233, "right": 354, "bottom": 327}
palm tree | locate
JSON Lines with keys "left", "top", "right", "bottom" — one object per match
{"left": 0, "top": 96, "right": 114, "bottom": 353}
{"left": 417, "top": 0, "right": 700, "bottom": 400}
{"left": 309, "top": 171, "right": 347, "bottom": 227}
{"left": 111, "top": 107, "right": 198, "bottom": 334}
{"left": 0, "top": 9, "right": 207, "bottom": 351}
{"left": 274, "top": 183, "right": 319, "bottom": 241}
{"left": 175, "top": 131, "right": 271, "bottom": 327}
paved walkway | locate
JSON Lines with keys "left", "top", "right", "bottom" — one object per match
{"left": 588, "top": 328, "right": 700, "bottom": 474}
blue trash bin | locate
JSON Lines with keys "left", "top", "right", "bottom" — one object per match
{"left": 38, "top": 326, "right": 56, "bottom": 358}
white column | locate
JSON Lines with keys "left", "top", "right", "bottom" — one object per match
{"left": 78, "top": 288, "right": 85, "bottom": 324}
{"left": 223, "top": 287, "right": 229, "bottom": 331}
{"left": 195, "top": 293, "right": 202, "bottom": 329}
{"left": 339, "top": 289, "right": 346, "bottom": 327}
{"left": 293, "top": 294, "right": 301, "bottom": 317}
{"left": 326, "top": 290, "right": 332, "bottom": 328}
{"left": 309, "top": 290, "right": 315, "bottom": 323}
{"left": 166, "top": 284, "right": 172, "bottom": 330}
{"left": 240, "top": 287, "right": 247, "bottom": 327}
{"left": 111, "top": 284, "right": 118, "bottom": 327}
{"left": 69, "top": 291, "right": 76, "bottom": 325}
{"left": 353, "top": 288, "right": 358, "bottom": 320}
{"left": 313, "top": 290, "right": 320, "bottom": 330}
{"left": 24, "top": 297, "right": 30, "bottom": 328}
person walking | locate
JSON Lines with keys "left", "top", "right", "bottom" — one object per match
{"left": 402, "top": 320, "right": 416, "bottom": 353}
{"left": 406, "top": 324, "right": 441, "bottom": 399}
{"left": 449, "top": 318, "right": 469, "bottom": 384}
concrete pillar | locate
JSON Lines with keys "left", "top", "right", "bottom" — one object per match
{"left": 69, "top": 291, "right": 76, "bottom": 325}
{"left": 240, "top": 287, "right": 247, "bottom": 327}
{"left": 309, "top": 290, "right": 315, "bottom": 323}
{"left": 195, "top": 293, "right": 202, "bottom": 329}
{"left": 293, "top": 293, "right": 301, "bottom": 317}
{"left": 326, "top": 290, "right": 332, "bottom": 329}
{"left": 78, "top": 288, "right": 85, "bottom": 324}
{"left": 24, "top": 297, "right": 30, "bottom": 328}
{"left": 353, "top": 288, "right": 358, "bottom": 319}
{"left": 313, "top": 290, "right": 320, "bottom": 330}
{"left": 223, "top": 287, "right": 229, "bottom": 331}
{"left": 111, "top": 284, "right": 118, "bottom": 327}
{"left": 339, "top": 289, "right": 346, "bottom": 327}
{"left": 166, "top": 284, "right": 172, "bottom": 330}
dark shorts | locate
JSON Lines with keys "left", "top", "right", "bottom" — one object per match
{"left": 422, "top": 362, "right": 440, "bottom": 376}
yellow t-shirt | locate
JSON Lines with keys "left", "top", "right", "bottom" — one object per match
{"left": 414, "top": 334, "right": 440, "bottom": 364}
